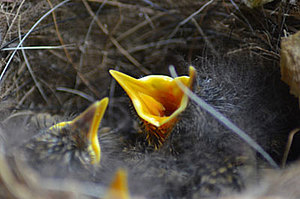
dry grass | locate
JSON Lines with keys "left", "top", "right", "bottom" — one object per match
{"left": 0, "top": 0, "right": 299, "bottom": 111}
{"left": 0, "top": 0, "right": 299, "bottom": 198}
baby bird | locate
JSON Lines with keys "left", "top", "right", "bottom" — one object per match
{"left": 109, "top": 66, "right": 195, "bottom": 148}
{"left": 21, "top": 97, "right": 109, "bottom": 174}
{"left": 109, "top": 66, "right": 251, "bottom": 198}
{"left": 107, "top": 52, "right": 300, "bottom": 198}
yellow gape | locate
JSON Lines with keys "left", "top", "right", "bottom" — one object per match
{"left": 110, "top": 67, "right": 196, "bottom": 147}
{"left": 49, "top": 97, "right": 109, "bottom": 165}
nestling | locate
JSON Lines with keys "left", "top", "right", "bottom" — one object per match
{"left": 21, "top": 98, "right": 109, "bottom": 173}
{"left": 109, "top": 66, "right": 195, "bottom": 148}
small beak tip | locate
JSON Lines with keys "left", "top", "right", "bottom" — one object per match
{"left": 101, "top": 97, "right": 109, "bottom": 106}
{"left": 94, "top": 97, "right": 109, "bottom": 111}
{"left": 189, "top": 66, "right": 196, "bottom": 74}
{"left": 109, "top": 69, "right": 117, "bottom": 77}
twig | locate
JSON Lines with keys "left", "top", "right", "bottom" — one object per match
{"left": 1, "top": 16, "right": 79, "bottom": 50}
{"left": 226, "top": 45, "right": 280, "bottom": 59}
{"left": 191, "top": 18, "right": 219, "bottom": 57}
{"left": 56, "top": 87, "right": 95, "bottom": 102}
{"left": 18, "top": 16, "right": 50, "bottom": 105}
{"left": 1, "top": 0, "right": 26, "bottom": 46}
{"left": 46, "top": 0, "right": 101, "bottom": 97}
{"left": 281, "top": 128, "right": 300, "bottom": 168}
{"left": 48, "top": 50, "right": 69, "bottom": 62}
{"left": 87, "top": 0, "right": 155, "bottom": 14}
{"left": 0, "top": 0, "right": 71, "bottom": 84}
{"left": 127, "top": 39, "right": 185, "bottom": 53}
{"left": 3, "top": 111, "right": 34, "bottom": 123}
{"left": 1, "top": 44, "right": 75, "bottom": 51}
{"left": 142, "top": 0, "right": 168, "bottom": 12}
{"left": 82, "top": 0, "right": 150, "bottom": 74}
{"left": 76, "top": 0, "right": 108, "bottom": 88}
{"left": 116, "top": 12, "right": 165, "bottom": 43}
{"left": 168, "top": 0, "right": 214, "bottom": 39}
{"left": 46, "top": 0, "right": 73, "bottom": 64}
{"left": 229, "top": 0, "right": 254, "bottom": 32}
{"left": 17, "top": 86, "right": 36, "bottom": 108}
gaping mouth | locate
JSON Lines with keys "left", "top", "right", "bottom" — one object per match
{"left": 49, "top": 97, "right": 109, "bottom": 164}
{"left": 109, "top": 66, "right": 196, "bottom": 127}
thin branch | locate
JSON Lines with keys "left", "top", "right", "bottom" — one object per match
{"left": 88, "top": 0, "right": 155, "bottom": 14}
{"left": 168, "top": 0, "right": 214, "bottom": 39}
{"left": 18, "top": 16, "right": 49, "bottom": 105}
{"left": 116, "top": 12, "right": 165, "bottom": 43}
{"left": 191, "top": 18, "right": 219, "bottom": 57}
{"left": 0, "top": 0, "right": 71, "bottom": 84}
{"left": 2, "top": 45, "right": 75, "bottom": 51}
{"left": 76, "top": 0, "right": 108, "bottom": 88}
{"left": 82, "top": 0, "right": 151, "bottom": 74}
{"left": 1, "top": 0, "right": 26, "bottom": 46}
{"left": 56, "top": 87, "right": 95, "bottom": 102}
{"left": 281, "top": 128, "right": 300, "bottom": 168}
{"left": 46, "top": 0, "right": 73, "bottom": 64}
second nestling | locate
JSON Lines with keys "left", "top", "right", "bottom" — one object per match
{"left": 21, "top": 97, "right": 109, "bottom": 173}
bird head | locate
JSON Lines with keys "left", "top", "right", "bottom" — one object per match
{"left": 39, "top": 97, "right": 109, "bottom": 166}
{"left": 109, "top": 66, "right": 196, "bottom": 147}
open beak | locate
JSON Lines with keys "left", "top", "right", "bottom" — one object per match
{"left": 110, "top": 67, "right": 195, "bottom": 147}
{"left": 49, "top": 97, "right": 109, "bottom": 165}
{"left": 109, "top": 66, "right": 195, "bottom": 127}
{"left": 105, "top": 169, "right": 130, "bottom": 199}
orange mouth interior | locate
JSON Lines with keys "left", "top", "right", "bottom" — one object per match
{"left": 109, "top": 66, "right": 195, "bottom": 128}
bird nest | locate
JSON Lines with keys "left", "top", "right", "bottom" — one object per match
{"left": 0, "top": 0, "right": 300, "bottom": 198}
